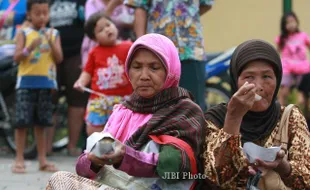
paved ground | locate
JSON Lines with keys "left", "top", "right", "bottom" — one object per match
{"left": 0, "top": 147, "right": 77, "bottom": 190}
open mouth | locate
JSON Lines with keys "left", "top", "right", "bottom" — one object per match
{"left": 107, "top": 32, "right": 113, "bottom": 38}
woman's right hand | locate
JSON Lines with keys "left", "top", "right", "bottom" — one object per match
{"left": 223, "top": 82, "right": 257, "bottom": 135}
{"left": 227, "top": 81, "right": 257, "bottom": 118}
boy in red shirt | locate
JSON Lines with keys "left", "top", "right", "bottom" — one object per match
{"left": 74, "top": 12, "right": 132, "bottom": 136}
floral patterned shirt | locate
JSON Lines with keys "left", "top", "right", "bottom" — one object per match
{"left": 203, "top": 106, "right": 310, "bottom": 190}
{"left": 125, "top": 0, "right": 214, "bottom": 61}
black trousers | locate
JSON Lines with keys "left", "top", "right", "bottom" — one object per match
{"left": 180, "top": 59, "right": 206, "bottom": 111}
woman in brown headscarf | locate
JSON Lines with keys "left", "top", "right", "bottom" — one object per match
{"left": 203, "top": 39, "right": 310, "bottom": 189}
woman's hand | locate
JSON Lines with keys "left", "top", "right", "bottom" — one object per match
{"left": 248, "top": 150, "right": 291, "bottom": 177}
{"left": 87, "top": 139, "right": 126, "bottom": 167}
{"left": 223, "top": 82, "right": 257, "bottom": 135}
{"left": 227, "top": 81, "right": 257, "bottom": 118}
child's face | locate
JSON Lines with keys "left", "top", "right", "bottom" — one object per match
{"left": 28, "top": 3, "right": 49, "bottom": 29}
{"left": 94, "top": 17, "right": 118, "bottom": 46}
{"left": 286, "top": 15, "right": 298, "bottom": 33}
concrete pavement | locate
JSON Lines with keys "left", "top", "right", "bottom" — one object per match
{"left": 0, "top": 153, "right": 77, "bottom": 190}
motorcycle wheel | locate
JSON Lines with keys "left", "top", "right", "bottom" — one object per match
{"left": 52, "top": 95, "right": 69, "bottom": 152}
{"left": 2, "top": 88, "right": 37, "bottom": 159}
{"left": 205, "top": 73, "right": 231, "bottom": 109}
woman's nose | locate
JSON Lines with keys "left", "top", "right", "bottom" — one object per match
{"left": 254, "top": 82, "right": 264, "bottom": 93}
{"left": 256, "top": 87, "right": 263, "bottom": 93}
{"left": 140, "top": 68, "right": 150, "bottom": 80}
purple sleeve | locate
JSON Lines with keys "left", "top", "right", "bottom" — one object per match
{"left": 116, "top": 146, "right": 159, "bottom": 177}
{"left": 75, "top": 153, "right": 98, "bottom": 179}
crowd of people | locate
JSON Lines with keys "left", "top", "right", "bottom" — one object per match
{"left": 1, "top": 0, "right": 310, "bottom": 189}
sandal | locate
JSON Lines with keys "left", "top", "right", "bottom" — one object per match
{"left": 11, "top": 163, "right": 26, "bottom": 174}
{"left": 39, "top": 163, "right": 58, "bottom": 173}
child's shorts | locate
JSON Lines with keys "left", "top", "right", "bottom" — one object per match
{"left": 85, "top": 96, "right": 127, "bottom": 127}
{"left": 15, "top": 89, "right": 54, "bottom": 128}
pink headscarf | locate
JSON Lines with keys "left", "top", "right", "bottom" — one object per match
{"left": 104, "top": 34, "right": 182, "bottom": 142}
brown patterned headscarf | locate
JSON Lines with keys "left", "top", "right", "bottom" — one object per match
{"left": 205, "top": 39, "right": 283, "bottom": 143}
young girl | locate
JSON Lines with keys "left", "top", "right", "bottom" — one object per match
{"left": 13, "top": 0, "right": 63, "bottom": 173}
{"left": 276, "top": 12, "right": 310, "bottom": 106}
{"left": 81, "top": 0, "right": 134, "bottom": 67}
{"left": 74, "top": 12, "right": 132, "bottom": 136}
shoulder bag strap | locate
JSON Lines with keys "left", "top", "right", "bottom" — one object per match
{"left": 278, "top": 104, "right": 295, "bottom": 152}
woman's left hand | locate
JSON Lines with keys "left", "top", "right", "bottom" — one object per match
{"left": 87, "top": 139, "right": 126, "bottom": 166}
{"left": 248, "top": 150, "right": 291, "bottom": 177}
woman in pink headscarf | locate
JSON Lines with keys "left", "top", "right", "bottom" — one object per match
{"left": 46, "top": 34, "right": 205, "bottom": 190}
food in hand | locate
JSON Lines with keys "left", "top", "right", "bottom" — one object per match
{"left": 255, "top": 94, "right": 262, "bottom": 101}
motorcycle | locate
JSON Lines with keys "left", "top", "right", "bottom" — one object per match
{"left": 205, "top": 47, "right": 236, "bottom": 108}
{"left": 0, "top": 44, "right": 69, "bottom": 159}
